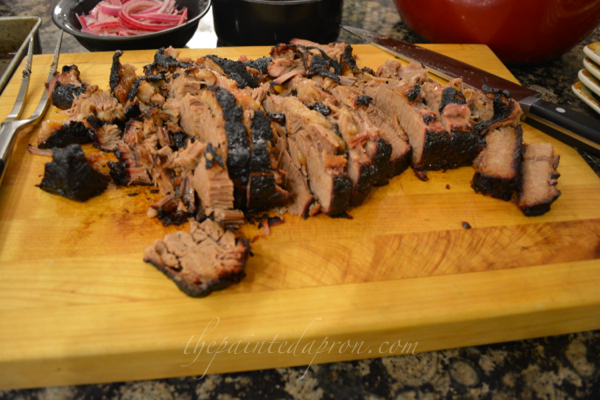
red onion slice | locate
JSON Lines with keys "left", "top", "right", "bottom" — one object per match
{"left": 78, "top": 0, "right": 188, "bottom": 37}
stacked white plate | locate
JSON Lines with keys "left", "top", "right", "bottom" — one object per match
{"left": 573, "top": 42, "right": 600, "bottom": 114}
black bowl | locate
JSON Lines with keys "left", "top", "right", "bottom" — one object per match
{"left": 213, "top": 0, "right": 343, "bottom": 46}
{"left": 52, "top": 0, "right": 211, "bottom": 52}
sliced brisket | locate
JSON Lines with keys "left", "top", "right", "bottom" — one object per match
{"left": 518, "top": 143, "right": 561, "bottom": 216}
{"left": 471, "top": 125, "right": 523, "bottom": 201}
{"left": 46, "top": 65, "right": 90, "bottom": 110}
{"left": 363, "top": 81, "right": 449, "bottom": 178}
{"left": 37, "top": 120, "right": 96, "bottom": 149}
{"left": 472, "top": 85, "right": 523, "bottom": 135}
{"left": 421, "top": 81, "right": 483, "bottom": 168}
{"left": 39, "top": 144, "right": 108, "bottom": 201}
{"left": 246, "top": 110, "right": 289, "bottom": 211}
{"left": 109, "top": 51, "right": 138, "bottom": 104}
{"left": 143, "top": 218, "right": 249, "bottom": 297}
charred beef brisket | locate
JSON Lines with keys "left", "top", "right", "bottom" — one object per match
{"left": 46, "top": 65, "right": 90, "bottom": 110}
{"left": 39, "top": 144, "right": 108, "bottom": 201}
{"left": 247, "top": 110, "right": 289, "bottom": 211}
{"left": 31, "top": 44, "right": 563, "bottom": 298}
{"left": 210, "top": 86, "right": 251, "bottom": 210}
{"left": 471, "top": 125, "right": 523, "bottom": 201}
{"left": 471, "top": 85, "right": 523, "bottom": 135}
{"left": 144, "top": 218, "right": 250, "bottom": 297}
{"left": 363, "top": 80, "right": 449, "bottom": 178}
{"left": 263, "top": 94, "right": 352, "bottom": 215}
{"left": 37, "top": 120, "right": 96, "bottom": 149}
{"left": 109, "top": 51, "right": 138, "bottom": 104}
{"left": 518, "top": 143, "right": 561, "bottom": 216}
{"left": 420, "top": 81, "right": 483, "bottom": 168}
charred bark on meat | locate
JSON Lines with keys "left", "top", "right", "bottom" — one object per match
{"left": 247, "top": 111, "right": 289, "bottom": 211}
{"left": 39, "top": 144, "right": 108, "bottom": 201}
{"left": 211, "top": 86, "right": 251, "bottom": 210}
{"left": 38, "top": 121, "right": 96, "bottom": 149}
{"left": 144, "top": 47, "right": 193, "bottom": 75}
{"left": 51, "top": 82, "right": 87, "bottom": 110}
{"left": 244, "top": 57, "right": 273, "bottom": 74}
{"left": 207, "top": 55, "right": 259, "bottom": 89}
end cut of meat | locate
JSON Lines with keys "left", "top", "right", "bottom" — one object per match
{"left": 39, "top": 144, "right": 108, "bottom": 202}
{"left": 143, "top": 218, "right": 250, "bottom": 297}
{"left": 471, "top": 125, "right": 523, "bottom": 201}
{"left": 518, "top": 143, "right": 561, "bottom": 216}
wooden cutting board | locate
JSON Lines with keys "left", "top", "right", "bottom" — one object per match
{"left": 1, "top": 44, "right": 599, "bottom": 390}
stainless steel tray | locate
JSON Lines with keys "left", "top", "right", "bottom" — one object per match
{"left": 0, "top": 17, "right": 41, "bottom": 95}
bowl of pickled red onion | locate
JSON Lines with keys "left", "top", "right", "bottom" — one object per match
{"left": 52, "top": 0, "right": 211, "bottom": 52}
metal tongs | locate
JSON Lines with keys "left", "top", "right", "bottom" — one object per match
{"left": 0, "top": 30, "right": 63, "bottom": 186}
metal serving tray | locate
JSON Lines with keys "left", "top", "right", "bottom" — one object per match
{"left": 0, "top": 17, "right": 41, "bottom": 95}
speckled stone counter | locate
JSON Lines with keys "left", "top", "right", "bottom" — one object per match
{"left": 1, "top": 0, "right": 600, "bottom": 398}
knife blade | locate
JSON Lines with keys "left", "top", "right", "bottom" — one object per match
{"left": 343, "top": 25, "right": 600, "bottom": 156}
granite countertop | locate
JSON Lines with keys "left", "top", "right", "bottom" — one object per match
{"left": 1, "top": 0, "right": 600, "bottom": 398}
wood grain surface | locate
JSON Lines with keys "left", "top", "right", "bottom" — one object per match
{"left": 1, "top": 44, "right": 599, "bottom": 390}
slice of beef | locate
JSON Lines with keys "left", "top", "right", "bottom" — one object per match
{"left": 472, "top": 85, "right": 523, "bottom": 135}
{"left": 359, "top": 105, "right": 411, "bottom": 179}
{"left": 279, "top": 146, "right": 315, "bottom": 218}
{"left": 143, "top": 218, "right": 249, "bottom": 297}
{"left": 421, "top": 82, "right": 484, "bottom": 168}
{"left": 95, "top": 124, "right": 123, "bottom": 151}
{"left": 331, "top": 85, "right": 406, "bottom": 183}
{"left": 465, "top": 87, "right": 494, "bottom": 124}
{"left": 109, "top": 50, "right": 138, "bottom": 104}
{"left": 46, "top": 65, "right": 90, "bottom": 110}
{"left": 293, "top": 132, "right": 352, "bottom": 215}
{"left": 168, "top": 65, "right": 218, "bottom": 99}
{"left": 143, "top": 47, "right": 194, "bottom": 76}
{"left": 192, "top": 144, "right": 242, "bottom": 226}
{"left": 210, "top": 86, "right": 251, "bottom": 209}
{"left": 178, "top": 173, "right": 198, "bottom": 217}
{"left": 60, "top": 88, "right": 125, "bottom": 123}
{"left": 346, "top": 145, "right": 375, "bottom": 206}
{"left": 50, "top": 82, "right": 87, "bottom": 110}
{"left": 376, "top": 61, "right": 428, "bottom": 84}
{"left": 262, "top": 94, "right": 351, "bottom": 215}
{"left": 108, "top": 143, "right": 153, "bottom": 186}
{"left": 471, "top": 125, "right": 523, "bottom": 201}
{"left": 441, "top": 102, "right": 484, "bottom": 168}
{"left": 362, "top": 81, "right": 449, "bottom": 178}
{"left": 178, "top": 93, "right": 226, "bottom": 149}
{"left": 203, "top": 55, "right": 259, "bottom": 89}
{"left": 151, "top": 193, "right": 189, "bottom": 227}
{"left": 307, "top": 148, "right": 352, "bottom": 215}
{"left": 37, "top": 120, "right": 96, "bottom": 149}
{"left": 330, "top": 108, "right": 376, "bottom": 205}
{"left": 285, "top": 78, "right": 376, "bottom": 205}
{"left": 243, "top": 56, "right": 273, "bottom": 74}
{"left": 269, "top": 43, "right": 341, "bottom": 84}
{"left": 246, "top": 110, "right": 289, "bottom": 211}
{"left": 168, "top": 139, "right": 208, "bottom": 174}
{"left": 178, "top": 86, "right": 251, "bottom": 210}
{"left": 129, "top": 79, "right": 165, "bottom": 106}
{"left": 39, "top": 144, "right": 108, "bottom": 201}
{"left": 518, "top": 143, "right": 561, "bottom": 216}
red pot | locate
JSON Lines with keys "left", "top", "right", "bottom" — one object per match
{"left": 394, "top": 0, "right": 600, "bottom": 63}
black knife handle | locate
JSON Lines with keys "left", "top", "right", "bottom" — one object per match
{"left": 527, "top": 99, "right": 600, "bottom": 156}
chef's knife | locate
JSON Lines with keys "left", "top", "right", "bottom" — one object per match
{"left": 343, "top": 25, "right": 600, "bottom": 156}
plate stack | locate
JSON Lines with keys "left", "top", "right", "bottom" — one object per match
{"left": 573, "top": 42, "right": 600, "bottom": 113}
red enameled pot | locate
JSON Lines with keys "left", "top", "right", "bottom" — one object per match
{"left": 395, "top": 0, "right": 600, "bottom": 63}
